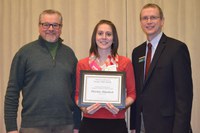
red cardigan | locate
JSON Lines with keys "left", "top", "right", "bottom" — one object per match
{"left": 75, "top": 55, "right": 136, "bottom": 119}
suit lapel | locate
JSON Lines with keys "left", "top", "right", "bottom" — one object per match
{"left": 136, "top": 43, "right": 146, "bottom": 90}
{"left": 143, "top": 34, "right": 167, "bottom": 86}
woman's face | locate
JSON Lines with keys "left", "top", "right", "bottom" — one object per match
{"left": 96, "top": 23, "right": 113, "bottom": 51}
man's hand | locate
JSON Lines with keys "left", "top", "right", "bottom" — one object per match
{"left": 130, "top": 129, "right": 136, "bottom": 133}
{"left": 73, "top": 129, "right": 79, "bottom": 133}
{"left": 8, "top": 131, "right": 18, "bottom": 133}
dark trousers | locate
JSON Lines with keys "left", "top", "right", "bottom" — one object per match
{"left": 79, "top": 117, "right": 128, "bottom": 133}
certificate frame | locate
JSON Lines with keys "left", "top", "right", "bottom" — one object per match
{"left": 78, "top": 70, "right": 126, "bottom": 108}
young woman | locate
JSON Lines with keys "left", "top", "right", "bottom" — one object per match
{"left": 75, "top": 20, "right": 136, "bottom": 133}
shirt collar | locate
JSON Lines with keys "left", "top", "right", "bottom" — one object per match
{"left": 147, "top": 32, "right": 163, "bottom": 49}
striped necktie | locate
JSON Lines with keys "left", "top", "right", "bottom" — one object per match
{"left": 145, "top": 43, "right": 152, "bottom": 79}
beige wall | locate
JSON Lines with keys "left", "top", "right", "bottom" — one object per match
{"left": 1, "top": 0, "right": 200, "bottom": 133}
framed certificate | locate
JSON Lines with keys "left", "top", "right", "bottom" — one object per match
{"left": 78, "top": 70, "right": 126, "bottom": 108}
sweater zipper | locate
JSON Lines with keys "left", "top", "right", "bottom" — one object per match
{"left": 44, "top": 43, "right": 58, "bottom": 67}
{"left": 52, "top": 55, "right": 56, "bottom": 67}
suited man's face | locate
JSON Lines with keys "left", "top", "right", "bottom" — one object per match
{"left": 140, "top": 7, "right": 164, "bottom": 41}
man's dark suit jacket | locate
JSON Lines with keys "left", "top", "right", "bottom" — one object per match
{"left": 130, "top": 33, "right": 193, "bottom": 133}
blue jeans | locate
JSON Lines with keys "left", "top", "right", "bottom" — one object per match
{"left": 19, "top": 124, "right": 73, "bottom": 133}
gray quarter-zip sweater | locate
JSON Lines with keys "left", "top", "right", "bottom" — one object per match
{"left": 4, "top": 36, "right": 81, "bottom": 131}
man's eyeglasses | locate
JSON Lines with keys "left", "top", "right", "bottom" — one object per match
{"left": 141, "top": 16, "right": 160, "bottom": 22}
{"left": 39, "top": 23, "right": 62, "bottom": 29}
